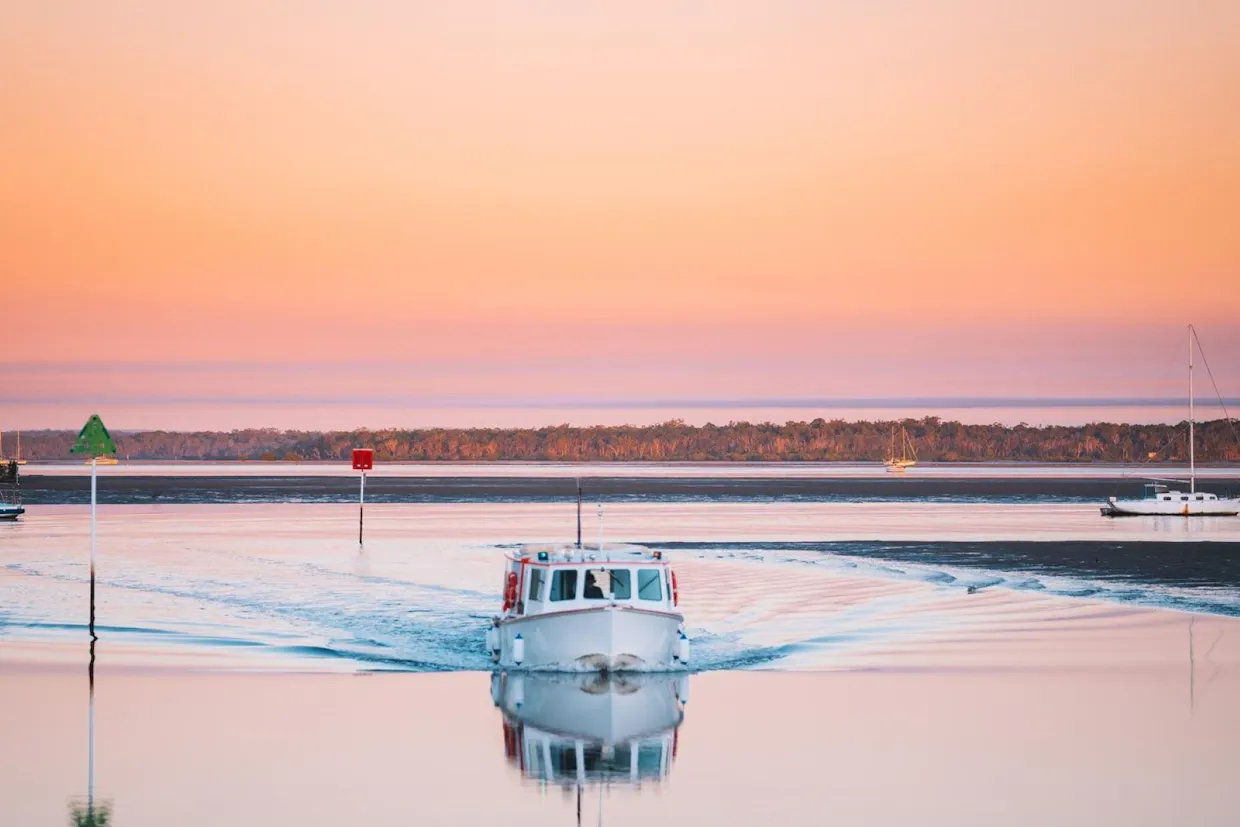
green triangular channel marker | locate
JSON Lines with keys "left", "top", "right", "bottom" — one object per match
{"left": 71, "top": 414, "right": 116, "bottom": 456}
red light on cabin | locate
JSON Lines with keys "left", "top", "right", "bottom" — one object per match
{"left": 352, "top": 448, "right": 374, "bottom": 471}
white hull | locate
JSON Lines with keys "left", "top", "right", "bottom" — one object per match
{"left": 497, "top": 605, "right": 683, "bottom": 671}
{"left": 1102, "top": 497, "right": 1239, "bottom": 517}
{"left": 492, "top": 672, "right": 685, "bottom": 742}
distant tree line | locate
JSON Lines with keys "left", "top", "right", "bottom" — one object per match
{"left": 9, "top": 417, "right": 1240, "bottom": 463}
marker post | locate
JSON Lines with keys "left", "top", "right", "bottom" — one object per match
{"left": 352, "top": 448, "right": 374, "bottom": 546}
{"left": 69, "top": 414, "right": 115, "bottom": 641}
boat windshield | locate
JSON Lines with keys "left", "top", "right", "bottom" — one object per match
{"left": 550, "top": 570, "right": 578, "bottom": 601}
{"left": 584, "top": 569, "right": 632, "bottom": 600}
{"left": 637, "top": 569, "right": 663, "bottom": 601}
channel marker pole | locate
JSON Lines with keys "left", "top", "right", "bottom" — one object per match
{"left": 70, "top": 415, "right": 115, "bottom": 643}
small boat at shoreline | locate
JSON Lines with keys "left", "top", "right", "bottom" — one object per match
{"left": 1, "top": 460, "right": 24, "bottom": 520}
{"left": 0, "top": 492, "right": 24, "bottom": 520}
{"left": 486, "top": 542, "right": 688, "bottom": 671}
{"left": 1102, "top": 326, "right": 1239, "bottom": 517}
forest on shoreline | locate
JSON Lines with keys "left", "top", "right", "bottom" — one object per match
{"left": 7, "top": 417, "right": 1240, "bottom": 463}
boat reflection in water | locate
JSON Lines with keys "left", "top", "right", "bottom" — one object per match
{"left": 492, "top": 671, "right": 687, "bottom": 791}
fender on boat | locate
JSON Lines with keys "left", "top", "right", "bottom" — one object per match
{"left": 486, "top": 624, "right": 499, "bottom": 661}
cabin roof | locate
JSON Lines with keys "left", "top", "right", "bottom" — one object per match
{"left": 508, "top": 543, "right": 667, "bottom": 564}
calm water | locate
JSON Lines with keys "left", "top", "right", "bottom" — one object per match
{"left": 3, "top": 503, "right": 1239, "bottom": 825}
{"left": 2, "top": 666, "right": 1237, "bottom": 826}
{"left": 3, "top": 503, "right": 1240, "bottom": 671}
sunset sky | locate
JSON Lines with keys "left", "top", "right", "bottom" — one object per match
{"left": 3, "top": 2, "right": 1239, "bottom": 430}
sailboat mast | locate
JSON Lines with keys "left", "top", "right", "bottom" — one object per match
{"left": 1189, "top": 325, "right": 1195, "bottom": 494}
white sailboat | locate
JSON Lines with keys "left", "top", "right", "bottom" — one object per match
{"left": 1102, "top": 326, "right": 1239, "bottom": 517}
{"left": 0, "top": 429, "right": 27, "bottom": 465}
{"left": 884, "top": 424, "right": 917, "bottom": 473}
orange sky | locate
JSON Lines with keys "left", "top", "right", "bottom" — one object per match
{"left": 3, "top": 3, "right": 1239, "bottom": 428}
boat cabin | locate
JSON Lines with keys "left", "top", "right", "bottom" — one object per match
{"left": 1141, "top": 483, "right": 1221, "bottom": 503}
{"left": 501, "top": 544, "right": 678, "bottom": 618}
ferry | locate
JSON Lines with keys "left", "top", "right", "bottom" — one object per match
{"left": 486, "top": 542, "right": 688, "bottom": 672}
{"left": 493, "top": 671, "right": 685, "bottom": 789}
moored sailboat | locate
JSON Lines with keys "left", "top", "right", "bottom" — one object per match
{"left": 1102, "top": 326, "right": 1240, "bottom": 517}
{"left": 884, "top": 423, "right": 917, "bottom": 473}
{"left": 0, "top": 429, "right": 27, "bottom": 465}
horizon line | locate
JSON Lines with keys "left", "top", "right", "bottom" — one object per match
{"left": 3, "top": 395, "right": 1238, "bottom": 410}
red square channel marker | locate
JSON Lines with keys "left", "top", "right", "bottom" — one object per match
{"left": 351, "top": 448, "right": 374, "bottom": 471}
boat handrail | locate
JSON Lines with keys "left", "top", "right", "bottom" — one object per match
{"left": 508, "top": 543, "right": 665, "bottom": 564}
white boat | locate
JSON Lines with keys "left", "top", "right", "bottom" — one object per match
{"left": 884, "top": 424, "right": 917, "bottom": 473}
{"left": 1, "top": 461, "right": 24, "bottom": 520}
{"left": 492, "top": 671, "right": 686, "bottom": 788}
{"left": 0, "top": 498, "right": 24, "bottom": 520}
{"left": 486, "top": 542, "right": 688, "bottom": 672}
{"left": 1102, "top": 326, "right": 1240, "bottom": 517}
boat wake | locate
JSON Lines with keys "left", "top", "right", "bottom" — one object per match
{"left": 4, "top": 532, "right": 1237, "bottom": 674}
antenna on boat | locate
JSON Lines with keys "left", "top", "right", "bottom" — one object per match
{"left": 597, "top": 503, "right": 604, "bottom": 556}
{"left": 1189, "top": 324, "right": 1196, "bottom": 494}
{"left": 576, "top": 478, "right": 583, "bottom": 549}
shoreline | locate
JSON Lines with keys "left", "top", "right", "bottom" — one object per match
{"left": 13, "top": 473, "right": 1240, "bottom": 503}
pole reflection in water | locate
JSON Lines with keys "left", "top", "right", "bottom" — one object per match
{"left": 70, "top": 568, "right": 112, "bottom": 827}
{"left": 491, "top": 671, "right": 688, "bottom": 824}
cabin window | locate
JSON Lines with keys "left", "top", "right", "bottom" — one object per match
{"left": 526, "top": 743, "right": 546, "bottom": 779}
{"left": 598, "top": 743, "right": 632, "bottom": 775}
{"left": 1181, "top": 496, "right": 1189, "bottom": 502}
{"left": 1196, "top": 495, "right": 1204, "bottom": 501}
{"left": 550, "top": 570, "right": 578, "bottom": 601}
{"left": 583, "top": 569, "right": 632, "bottom": 600}
{"left": 549, "top": 743, "right": 578, "bottom": 776}
{"left": 528, "top": 568, "right": 546, "bottom": 602}
{"left": 638, "top": 569, "right": 663, "bottom": 601}
{"left": 637, "top": 743, "right": 663, "bottom": 777}
{"left": 1162, "top": 496, "right": 1171, "bottom": 501}
{"left": 581, "top": 743, "right": 604, "bottom": 773}
{"left": 609, "top": 569, "right": 631, "bottom": 599}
